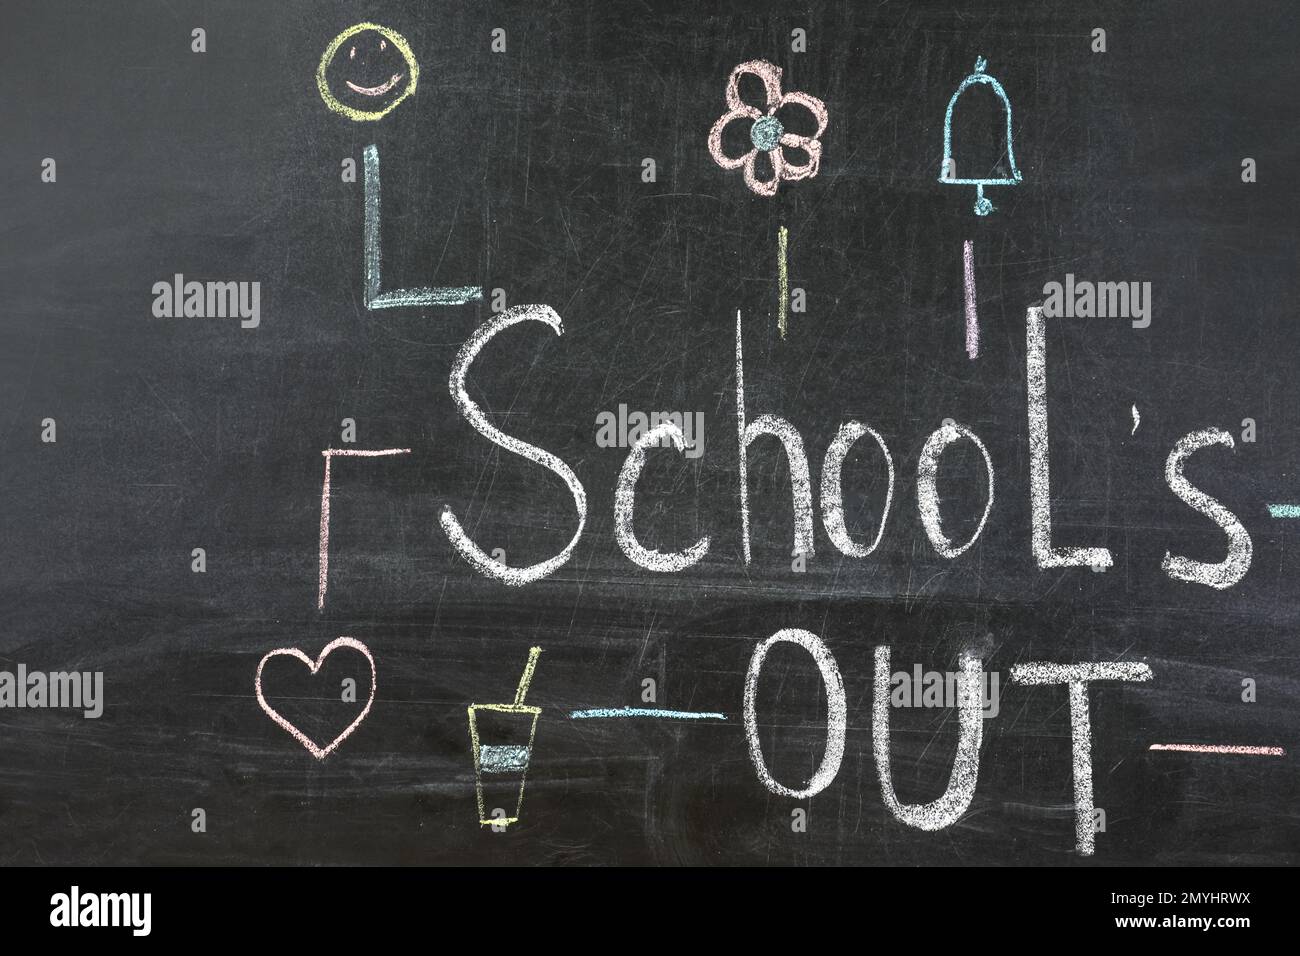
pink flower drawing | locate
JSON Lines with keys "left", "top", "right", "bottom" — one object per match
{"left": 707, "top": 59, "right": 829, "bottom": 197}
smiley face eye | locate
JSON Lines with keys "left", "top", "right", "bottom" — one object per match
{"left": 379, "top": 39, "right": 387, "bottom": 51}
{"left": 349, "top": 45, "right": 355, "bottom": 59}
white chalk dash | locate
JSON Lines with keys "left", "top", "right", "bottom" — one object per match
{"left": 1149, "top": 743, "right": 1285, "bottom": 757}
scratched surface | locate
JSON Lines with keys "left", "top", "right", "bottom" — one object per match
{"left": 0, "top": 0, "right": 1296, "bottom": 865}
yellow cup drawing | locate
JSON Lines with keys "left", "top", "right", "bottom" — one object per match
{"left": 468, "top": 647, "right": 542, "bottom": 828}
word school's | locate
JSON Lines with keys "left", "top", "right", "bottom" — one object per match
{"left": 423, "top": 304, "right": 1251, "bottom": 591}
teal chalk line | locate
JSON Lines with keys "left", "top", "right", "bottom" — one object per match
{"left": 363, "top": 144, "right": 483, "bottom": 309}
{"left": 1267, "top": 504, "right": 1300, "bottom": 518}
{"left": 569, "top": 707, "right": 727, "bottom": 720}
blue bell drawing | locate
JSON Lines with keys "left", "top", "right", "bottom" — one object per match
{"left": 939, "top": 56, "right": 1023, "bottom": 216}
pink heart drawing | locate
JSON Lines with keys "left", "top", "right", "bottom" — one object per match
{"left": 255, "top": 636, "right": 376, "bottom": 760}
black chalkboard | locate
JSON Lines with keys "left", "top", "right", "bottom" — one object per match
{"left": 1, "top": 0, "right": 1296, "bottom": 869}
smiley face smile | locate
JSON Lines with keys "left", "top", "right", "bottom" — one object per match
{"left": 345, "top": 73, "right": 404, "bottom": 96}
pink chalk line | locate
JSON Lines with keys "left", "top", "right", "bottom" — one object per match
{"left": 255, "top": 636, "right": 376, "bottom": 760}
{"left": 318, "top": 448, "right": 411, "bottom": 609}
{"left": 1148, "top": 744, "right": 1285, "bottom": 756}
{"left": 963, "top": 239, "right": 978, "bottom": 359}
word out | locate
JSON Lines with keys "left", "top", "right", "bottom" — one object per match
{"left": 742, "top": 628, "right": 1151, "bottom": 855}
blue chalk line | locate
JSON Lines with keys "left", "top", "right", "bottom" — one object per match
{"left": 569, "top": 707, "right": 727, "bottom": 721}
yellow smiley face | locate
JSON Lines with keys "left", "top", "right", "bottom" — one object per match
{"left": 317, "top": 23, "right": 419, "bottom": 122}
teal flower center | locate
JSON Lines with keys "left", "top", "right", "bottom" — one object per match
{"left": 750, "top": 115, "right": 784, "bottom": 151}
